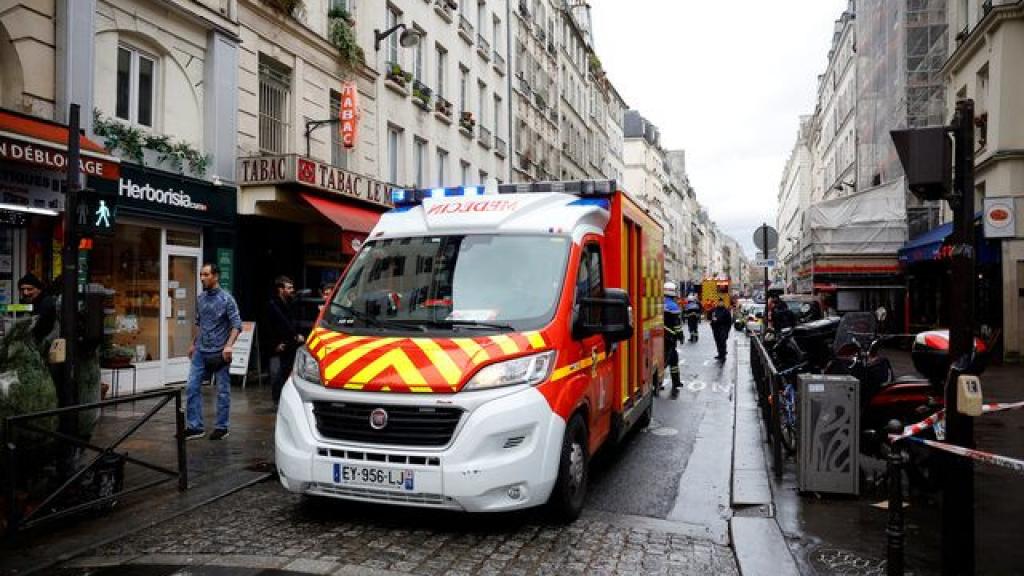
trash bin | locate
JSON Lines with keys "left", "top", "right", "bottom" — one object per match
{"left": 798, "top": 374, "right": 860, "bottom": 495}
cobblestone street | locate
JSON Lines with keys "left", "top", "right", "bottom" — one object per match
{"left": 62, "top": 479, "right": 738, "bottom": 576}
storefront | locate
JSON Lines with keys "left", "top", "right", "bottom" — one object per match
{"left": 0, "top": 108, "right": 120, "bottom": 310}
{"left": 89, "top": 163, "right": 236, "bottom": 389}
{"left": 234, "top": 154, "right": 392, "bottom": 332}
{"left": 899, "top": 216, "right": 1002, "bottom": 356}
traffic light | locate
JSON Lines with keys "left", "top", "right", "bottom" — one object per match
{"left": 75, "top": 188, "right": 117, "bottom": 237}
{"left": 890, "top": 126, "right": 952, "bottom": 202}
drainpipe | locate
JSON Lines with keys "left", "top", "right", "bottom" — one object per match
{"left": 506, "top": 0, "right": 514, "bottom": 182}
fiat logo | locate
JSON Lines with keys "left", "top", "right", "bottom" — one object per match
{"left": 369, "top": 408, "right": 388, "bottom": 430}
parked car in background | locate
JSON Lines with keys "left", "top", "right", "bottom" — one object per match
{"left": 744, "top": 303, "right": 766, "bottom": 334}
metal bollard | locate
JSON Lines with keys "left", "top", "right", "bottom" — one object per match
{"left": 886, "top": 419, "right": 905, "bottom": 576}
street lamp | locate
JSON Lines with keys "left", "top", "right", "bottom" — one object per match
{"left": 374, "top": 23, "right": 423, "bottom": 51}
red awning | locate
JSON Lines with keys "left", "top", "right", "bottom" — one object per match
{"left": 0, "top": 109, "right": 120, "bottom": 180}
{"left": 300, "top": 192, "right": 383, "bottom": 233}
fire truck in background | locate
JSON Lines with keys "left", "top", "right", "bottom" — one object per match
{"left": 701, "top": 276, "right": 732, "bottom": 315}
{"left": 275, "top": 180, "right": 664, "bottom": 520}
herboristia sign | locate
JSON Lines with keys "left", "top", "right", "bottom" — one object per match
{"left": 237, "top": 155, "right": 394, "bottom": 209}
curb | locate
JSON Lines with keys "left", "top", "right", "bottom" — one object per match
{"left": 729, "top": 336, "right": 799, "bottom": 576}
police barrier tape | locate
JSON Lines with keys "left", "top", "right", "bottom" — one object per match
{"left": 894, "top": 435, "right": 1024, "bottom": 476}
{"left": 894, "top": 400, "right": 1024, "bottom": 440}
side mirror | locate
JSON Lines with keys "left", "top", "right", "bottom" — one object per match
{"left": 574, "top": 288, "right": 634, "bottom": 344}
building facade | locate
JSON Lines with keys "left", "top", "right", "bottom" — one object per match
{"left": 777, "top": 115, "right": 813, "bottom": 289}
{"left": 942, "top": 0, "right": 1024, "bottom": 360}
{"left": 811, "top": 2, "right": 857, "bottom": 204}
{"left": 512, "top": 0, "right": 559, "bottom": 181}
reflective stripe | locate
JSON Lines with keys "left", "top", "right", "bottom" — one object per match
{"left": 412, "top": 338, "right": 462, "bottom": 385}
{"left": 489, "top": 334, "right": 519, "bottom": 355}
{"left": 550, "top": 352, "right": 608, "bottom": 382}
{"left": 349, "top": 348, "right": 427, "bottom": 386}
{"left": 323, "top": 337, "right": 395, "bottom": 380}
{"left": 524, "top": 331, "right": 547, "bottom": 349}
{"left": 452, "top": 337, "right": 488, "bottom": 365}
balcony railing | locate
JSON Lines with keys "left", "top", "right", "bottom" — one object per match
{"left": 517, "top": 74, "right": 531, "bottom": 95}
{"left": 458, "top": 15, "right": 475, "bottom": 43}
{"left": 477, "top": 34, "right": 491, "bottom": 59}
{"left": 478, "top": 125, "right": 492, "bottom": 149}
{"left": 492, "top": 51, "right": 506, "bottom": 75}
{"left": 495, "top": 135, "right": 507, "bottom": 157}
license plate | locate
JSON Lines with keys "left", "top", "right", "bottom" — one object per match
{"left": 333, "top": 463, "right": 414, "bottom": 490}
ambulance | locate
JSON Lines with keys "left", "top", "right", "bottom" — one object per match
{"left": 275, "top": 179, "right": 664, "bottom": 520}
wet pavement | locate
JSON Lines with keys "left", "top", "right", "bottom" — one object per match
{"left": 751, "top": 344, "right": 1024, "bottom": 575}
{"left": 2, "top": 380, "right": 278, "bottom": 575}
{"left": 38, "top": 324, "right": 743, "bottom": 575}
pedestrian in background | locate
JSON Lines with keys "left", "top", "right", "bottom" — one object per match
{"left": 184, "top": 263, "right": 241, "bottom": 441}
{"left": 266, "top": 276, "right": 303, "bottom": 405}
{"left": 17, "top": 273, "right": 57, "bottom": 348}
{"left": 710, "top": 297, "right": 732, "bottom": 360}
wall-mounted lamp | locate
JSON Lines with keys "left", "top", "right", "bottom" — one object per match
{"left": 374, "top": 23, "right": 423, "bottom": 52}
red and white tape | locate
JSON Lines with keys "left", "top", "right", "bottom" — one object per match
{"left": 896, "top": 435, "right": 1024, "bottom": 476}
{"left": 894, "top": 400, "right": 1024, "bottom": 440}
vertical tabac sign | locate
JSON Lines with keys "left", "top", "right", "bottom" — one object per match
{"left": 340, "top": 81, "right": 359, "bottom": 149}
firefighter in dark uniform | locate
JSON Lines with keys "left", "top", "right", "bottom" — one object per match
{"left": 663, "top": 281, "right": 683, "bottom": 393}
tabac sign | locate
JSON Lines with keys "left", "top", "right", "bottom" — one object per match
{"left": 237, "top": 155, "right": 394, "bottom": 209}
{"left": 339, "top": 81, "right": 359, "bottom": 149}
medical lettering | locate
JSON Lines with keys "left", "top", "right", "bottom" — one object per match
{"left": 426, "top": 200, "right": 519, "bottom": 215}
{"left": 119, "top": 177, "right": 208, "bottom": 212}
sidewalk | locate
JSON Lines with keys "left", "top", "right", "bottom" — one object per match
{"left": 756, "top": 347, "right": 1024, "bottom": 575}
{"left": 1, "top": 379, "right": 278, "bottom": 576}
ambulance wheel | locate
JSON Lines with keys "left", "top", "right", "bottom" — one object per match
{"left": 548, "top": 414, "right": 589, "bottom": 522}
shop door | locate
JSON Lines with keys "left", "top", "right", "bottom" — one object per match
{"left": 165, "top": 252, "right": 200, "bottom": 382}
{"left": 1018, "top": 261, "right": 1024, "bottom": 358}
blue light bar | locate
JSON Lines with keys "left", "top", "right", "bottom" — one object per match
{"left": 390, "top": 180, "right": 618, "bottom": 207}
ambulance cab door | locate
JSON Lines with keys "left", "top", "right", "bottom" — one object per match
{"left": 573, "top": 236, "right": 614, "bottom": 449}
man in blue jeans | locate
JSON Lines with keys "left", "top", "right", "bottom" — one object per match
{"left": 184, "top": 263, "right": 242, "bottom": 441}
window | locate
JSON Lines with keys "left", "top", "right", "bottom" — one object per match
{"left": 330, "top": 90, "right": 348, "bottom": 169}
{"left": 479, "top": 170, "right": 488, "bottom": 185}
{"left": 414, "top": 138, "right": 427, "bottom": 188}
{"left": 477, "top": 81, "right": 487, "bottom": 127}
{"left": 259, "top": 55, "right": 291, "bottom": 154}
{"left": 435, "top": 44, "right": 447, "bottom": 98}
{"left": 116, "top": 45, "right": 156, "bottom": 127}
{"left": 493, "top": 15, "right": 502, "bottom": 54}
{"left": 413, "top": 27, "right": 425, "bottom": 82}
{"left": 436, "top": 147, "right": 448, "bottom": 186}
{"left": 459, "top": 66, "right": 469, "bottom": 114}
{"left": 386, "top": 6, "right": 401, "bottom": 66}
{"left": 330, "top": 0, "right": 350, "bottom": 11}
{"left": 493, "top": 94, "right": 502, "bottom": 138}
{"left": 460, "top": 160, "right": 470, "bottom": 184}
{"left": 388, "top": 126, "right": 402, "bottom": 185}
{"left": 574, "top": 242, "right": 603, "bottom": 326}
{"left": 477, "top": 1, "right": 486, "bottom": 40}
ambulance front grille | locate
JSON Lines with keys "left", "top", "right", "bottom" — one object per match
{"left": 309, "top": 483, "right": 460, "bottom": 509}
{"left": 312, "top": 402, "right": 464, "bottom": 447}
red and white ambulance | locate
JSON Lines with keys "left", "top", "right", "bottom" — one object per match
{"left": 275, "top": 180, "right": 664, "bottom": 519}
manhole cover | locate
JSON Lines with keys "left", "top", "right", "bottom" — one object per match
{"left": 648, "top": 427, "right": 678, "bottom": 437}
{"left": 809, "top": 546, "right": 886, "bottom": 575}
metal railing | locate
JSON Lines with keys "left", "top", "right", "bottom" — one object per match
{"left": 477, "top": 34, "right": 490, "bottom": 57}
{"left": 4, "top": 387, "right": 187, "bottom": 536}
{"left": 458, "top": 15, "right": 474, "bottom": 39}
{"left": 258, "top": 63, "right": 290, "bottom": 154}
{"left": 477, "top": 125, "right": 492, "bottom": 148}
{"left": 492, "top": 50, "right": 505, "bottom": 73}
{"left": 749, "top": 334, "right": 784, "bottom": 478}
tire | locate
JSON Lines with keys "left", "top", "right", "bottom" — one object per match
{"left": 548, "top": 414, "right": 589, "bottom": 523}
{"left": 638, "top": 377, "right": 655, "bottom": 429}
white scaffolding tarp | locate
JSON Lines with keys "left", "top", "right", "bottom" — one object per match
{"left": 802, "top": 179, "right": 908, "bottom": 256}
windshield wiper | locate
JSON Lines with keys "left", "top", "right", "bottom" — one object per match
{"left": 326, "top": 304, "right": 426, "bottom": 331}
{"left": 420, "top": 319, "right": 516, "bottom": 332}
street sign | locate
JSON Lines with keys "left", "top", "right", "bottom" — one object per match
{"left": 754, "top": 258, "right": 777, "bottom": 268}
{"left": 753, "top": 224, "right": 778, "bottom": 252}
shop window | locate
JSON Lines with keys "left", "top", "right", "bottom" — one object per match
{"left": 91, "top": 224, "right": 162, "bottom": 364}
{"left": 116, "top": 45, "right": 156, "bottom": 128}
{"left": 167, "top": 229, "right": 201, "bottom": 248}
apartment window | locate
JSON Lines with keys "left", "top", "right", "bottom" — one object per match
{"left": 386, "top": 6, "right": 401, "bottom": 66}
{"left": 329, "top": 90, "right": 347, "bottom": 169}
{"left": 259, "top": 56, "right": 291, "bottom": 154}
{"left": 493, "top": 16, "right": 502, "bottom": 54}
{"left": 330, "top": 0, "right": 350, "bottom": 11}
{"left": 477, "top": 1, "right": 486, "bottom": 40}
{"left": 414, "top": 138, "right": 427, "bottom": 188}
{"left": 493, "top": 94, "right": 502, "bottom": 138}
{"left": 479, "top": 170, "right": 488, "bottom": 185}
{"left": 435, "top": 45, "right": 447, "bottom": 98}
{"left": 459, "top": 66, "right": 469, "bottom": 114}
{"left": 436, "top": 147, "right": 448, "bottom": 186}
{"left": 388, "top": 126, "right": 402, "bottom": 185}
{"left": 478, "top": 81, "right": 487, "bottom": 127}
{"left": 413, "top": 27, "right": 426, "bottom": 82}
{"left": 460, "top": 160, "right": 470, "bottom": 184}
{"left": 116, "top": 45, "right": 156, "bottom": 127}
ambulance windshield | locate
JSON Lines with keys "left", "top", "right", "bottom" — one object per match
{"left": 324, "top": 235, "right": 570, "bottom": 333}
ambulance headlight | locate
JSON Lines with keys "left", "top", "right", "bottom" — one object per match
{"left": 463, "top": 351, "right": 555, "bottom": 391}
{"left": 294, "top": 347, "right": 322, "bottom": 385}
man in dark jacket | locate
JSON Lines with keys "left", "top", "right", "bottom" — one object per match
{"left": 710, "top": 298, "right": 732, "bottom": 360}
{"left": 266, "top": 276, "right": 303, "bottom": 404}
{"left": 17, "top": 273, "right": 57, "bottom": 348}
{"left": 663, "top": 282, "right": 683, "bottom": 392}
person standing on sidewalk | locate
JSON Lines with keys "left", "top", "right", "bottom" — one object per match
{"left": 266, "top": 276, "right": 303, "bottom": 405}
{"left": 710, "top": 298, "right": 732, "bottom": 361}
{"left": 184, "top": 263, "right": 242, "bottom": 441}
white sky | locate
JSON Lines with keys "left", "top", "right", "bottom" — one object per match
{"left": 590, "top": 0, "right": 849, "bottom": 257}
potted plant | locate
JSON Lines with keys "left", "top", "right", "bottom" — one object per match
{"left": 386, "top": 62, "right": 409, "bottom": 88}
{"left": 412, "top": 81, "right": 433, "bottom": 110}
{"left": 459, "top": 111, "right": 476, "bottom": 131}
